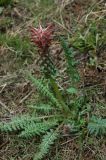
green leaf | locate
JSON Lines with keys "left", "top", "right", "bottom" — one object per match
{"left": 34, "top": 130, "right": 59, "bottom": 160}
{"left": 67, "top": 87, "right": 78, "bottom": 94}
{"left": 0, "top": 115, "right": 39, "bottom": 132}
{"left": 60, "top": 37, "right": 80, "bottom": 83}
{"left": 28, "top": 73, "right": 61, "bottom": 109}
{"left": 19, "top": 119, "right": 58, "bottom": 139}
{"left": 88, "top": 116, "right": 106, "bottom": 135}
{"left": 0, "top": 7, "right": 3, "bottom": 14}
{"left": 29, "top": 103, "right": 54, "bottom": 113}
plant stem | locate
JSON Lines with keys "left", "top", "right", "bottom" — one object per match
{"left": 50, "top": 77, "right": 71, "bottom": 115}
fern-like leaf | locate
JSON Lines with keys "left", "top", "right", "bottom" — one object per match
{"left": 34, "top": 130, "right": 59, "bottom": 160}
{"left": 0, "top": 115, "right": 39, "bottom": 132}
{"left": 19, "top": 119, "right": 58, "bottom": 139}
{"left": 60, "top": 37, "right": 80, "bottom": 82}
{"left": 29, "top": 103, "right": 54, "bottom": 113}
{"left": 28, "top": 74, "right": 61, "bottom": 108}
{"left": 88, "top": 116, "right": 106, "bottom": 135}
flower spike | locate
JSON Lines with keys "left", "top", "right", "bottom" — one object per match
{"left": 30, "top": 23, "right": 54, "bottom": 51}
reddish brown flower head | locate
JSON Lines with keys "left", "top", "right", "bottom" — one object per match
{"left": 30, "top": 24, "right": 54, "bottom": 51}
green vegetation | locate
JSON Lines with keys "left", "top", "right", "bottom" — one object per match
{"left": 0, "top": 34, "right": 34, "bottom": 60}
{"left": 0, "top": 1, "right": 106, "bottom": 160}
{"left": 88, "top": 116, "right": 106, "bottom": 135}
{"left": 70, "top": 18, "right": 106, "bottom": 66}
{"left": 0, "top": 0, "right": 12, "bottom": 6}
{"left": 0, "top": 38, "right": 106, "bottom": 160}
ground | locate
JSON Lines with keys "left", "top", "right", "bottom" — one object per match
{"left": 0, "top": 0, "right": 106, "bottom": 160}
